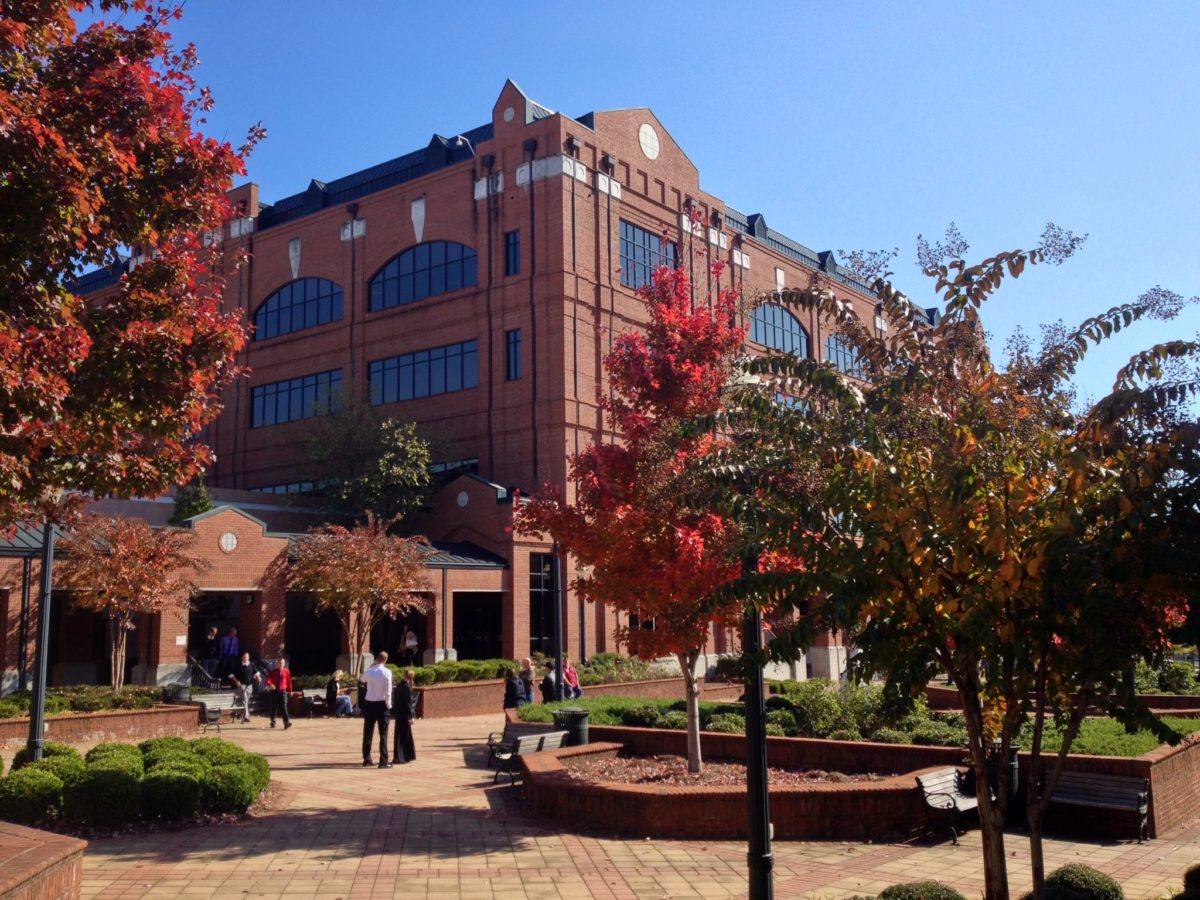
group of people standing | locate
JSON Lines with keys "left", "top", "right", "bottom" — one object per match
{"left": 504, "top": 655, "right": 583, "bottom": 708}
{"left": 226, "top": 650, "right": 294, "bottom": 729}
{"left": 198, "top": 625, "right": 244, "bottom": 679}
{"left": 359, "top": 652, "right": 418, "bottom": 768}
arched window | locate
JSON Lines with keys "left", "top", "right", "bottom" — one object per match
{"left": 254, "top": 278, "right": 343, "bottom": 341}
{"left": 369, "top": 241, "right": 478, "bottom": 311}
{"left": 750, "top": 303, "right": 810, "bottom": 357}
{"left": 826, "top": 334, "right": 867, "bottom": 379}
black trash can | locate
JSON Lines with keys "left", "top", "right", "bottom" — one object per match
{"left": 553, "top": 706, "right": 590, "bottom": 747}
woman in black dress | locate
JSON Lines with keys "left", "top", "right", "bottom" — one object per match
{"left": 392, "top": 668, "right": 417, "bottom": 763}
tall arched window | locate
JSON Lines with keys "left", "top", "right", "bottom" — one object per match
{"left": 750, "top": 303, "right": 810, "bottom": 357}
{"left": 254, "top": 278, "right": 343, "bottom": 341}
{"left": 369, "top": 241, "right": 478, "bottom": 311}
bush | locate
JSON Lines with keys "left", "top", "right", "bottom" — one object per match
{"left": 139, "top": 736, "right": 190, "bottom": 757}
{"left": 86, "top": 742, "right": 145, "bottom": 775}
{"left": 0, "top": 700, "right": 23, "bottom": 719}
{"left": 1184, "top": 863, "right": 1200, "bottom": 892}
{"left": 28, "top": 754, "right": 86, "bottom": 788}
{"left": 0, "top": 767, "right": 64, "bottom": 823}
{"left": 66, "top": 692, "right": 113, "bottom": 712}
{"left": 872, "top": 727, "right": 913, "bottom": 745}
{"left": 291, "top": 673, "right": 330, "bottom": 691}
{"left": 64, "top": 768, "right": 141, "bottom": 826}
{"left": 201, "top": 764, "right": 259, "bottom": 813}
{"left": 765, "top": 723, "right": 787, "bottom": 737}
{"left": 43, "top": 695, "right": 71, "bottom": 715}
{"left": 1159, "top": 662, "right": 1200, "bottom": 695}
{"left": 778, "top": 680, "right": 840, "bottom": 737}
{"left": 621, "top": 704, "right": 663, "bottom": 728}
{"left": 412, "top": 667, "right": 437, "bottom": 686}
{"left": 910, "top": 721, "right": 965, "bottom": 747}
{"left": 12, "top": 740, "right": 82, "bottom": 770}
{"left": 150, "top": 757, "right": 210, "bottom": 781}
{"left": 239, "top": 753, "right": 271, "bottom": 794}
{"left": 110, "top": 691, "right": 155, "bottom": 710}
{"left": 142, "top": 770, "right": 202, "bottom": 820}
{"left": 878, "top": 883, "right": 966, "bottom": 900}
{"left": 190, "top": 738, "right": 251, "bottom": 767}
{"left": 828, "top": 727, "right": 863, "bottom": 741}
{"left": 656, "top": 710, "right": 689, "bottom": 730}
{"left": 707, "top": 713, "right": 746, "bottom": 734}
{"left": 1043, "top": 863, "right": 1124, "bottom": 900}
{"left": 1133, "top": 660, "right": 1162, "bottom": 694}
{"left": 765, "top": 709, "right": 800, "bottom": 737}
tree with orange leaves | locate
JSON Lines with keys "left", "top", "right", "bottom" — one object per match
{"left": 517, "top": 265, "right": 746, "bottom": 774}
{"left": 57, "top": 515, "right": 205, "bottom": 689}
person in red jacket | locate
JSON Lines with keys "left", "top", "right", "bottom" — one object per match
{"left": 265, "top": 657, "right": 293, "bottom": 730}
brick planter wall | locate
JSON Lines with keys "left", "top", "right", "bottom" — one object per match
{"left": 417, "top": 677, "right": 733, "bottom": 719}
{"left": 0, "top": 706, "right": 199, "bottom": 748}
{"left": 523, "top": 741, "right": 940, "bottom": 841}
{"left": 0, "top": 821, "right": 86, "bottom": 900}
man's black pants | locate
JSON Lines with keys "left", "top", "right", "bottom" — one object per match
{"left": 269, "top": 689, "right": 290, "bottom": 727}
{"left": 361, "top": 699, "right": 389, "bottom": 763}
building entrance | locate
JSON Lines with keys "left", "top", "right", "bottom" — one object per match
{"left": 453, "top": 592, "right": 501, "bottom": 660}
{"left": 285, "top": 594, "right": 342, "bottom": 676}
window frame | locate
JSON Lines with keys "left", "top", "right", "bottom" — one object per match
{"left": 619, "top": 219, "right": 677, "bottom": 290}
{"left": 368, "top": 240, "right": 478, "bottom": 312}
{"left": 250, "top": 369, "right": 342, "bottom": 428}
{"left": 506, "top": 328, "right": 522, "bottom": 381}
{"left": 252, "top": 278, "right": 343, "bottom": 341}
{"left": 368, "top": 339, "right": 479, "bottom": 405}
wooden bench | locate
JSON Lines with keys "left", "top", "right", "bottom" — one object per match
{"left": 917, "top": 768, "right": 978, "bottom": 844}
{"left": 1048, "top": 770, "right": 1150, "bottom": 842}
{"left": 197, "top": 701, "right": 222, "bottom": 733}
{"left": 486, "top": 720, "right": 548, "bottom": 768}
{"left": 492, "top": 730, "right": 569, "bottom": 785}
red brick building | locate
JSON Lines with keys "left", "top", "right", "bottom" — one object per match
{"left": 2, "top": 82, "right": 892, "bottom": 688}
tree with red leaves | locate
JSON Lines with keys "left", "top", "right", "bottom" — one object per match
{"left": 0, "top": 1, "right": 262, "bottom": 527}
{"left": 289, "top": 515, "right": 435, "bottom": 678}
{"left": 57, "top": 515, "right": 205, "bottom": 689}
{"left": 517, "top": 266, "right": 746, "bottom": 773}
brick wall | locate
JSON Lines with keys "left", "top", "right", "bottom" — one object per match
{"left": 0, "top": 822, "right": 86, "bottom": 900}
{"left": 523, "top": 741, "right": 935, "bottom": 841}
{"left": 0, "top": 706, "right": 199, "bottom": 748}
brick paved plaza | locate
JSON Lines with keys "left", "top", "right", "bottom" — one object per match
{"left": 59, "top": 714, "right": 1200, "bottom": 899}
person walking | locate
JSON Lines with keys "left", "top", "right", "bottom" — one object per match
{"left": 265, "top": 657, "right": 293, "bottom": 730}
{"left": 502, "top": 668, "right": 526, "bottom": 709}
{"left": 361, "top": 652, "right": 393, "bottom": 768}
{"left": 228, "top": 651, "right": 260, "bottom": 723}
{"left": 399, "top": 625, "right": 419, "bottom": 666}
{"left": 392, "top": 669, "right": 417, "bottom": 763}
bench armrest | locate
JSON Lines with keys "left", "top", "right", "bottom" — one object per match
{"left": 923, "top": 792, "right": 959, "bottom": 811}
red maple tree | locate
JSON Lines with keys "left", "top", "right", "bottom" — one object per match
{"left": 518, "top": 266, "right": 746, "bottom": 773}
{"left": 57, "top": 515, "right": 206, "bottom": 689}
{"left": 0, "top": 1, "right": 261, "bottom": 527}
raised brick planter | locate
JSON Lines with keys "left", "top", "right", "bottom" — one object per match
{"left": 522, "top": 739, "right": 943, "bottom": 841}
{"left": 926, "top": 684, "right": 1200, "bottom": 714}
{"left": 0, "top": 821, "right": 86, "bottom": 900}
{"left": 416, "top": 676, "right": 737, "bottom": 719}
{"left": 0, "top": 706, "right": 199, "bottom": 748}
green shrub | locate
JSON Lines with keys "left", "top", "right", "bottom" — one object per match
{"left": 779, "top": 680, "right": 841, "bottom": 737}
{"left": 291, "top": 673, "right": 330, "bottom": 691}
{"left": 201, "top": 764, "right": 259, "bottom": 813}
{"left": 239, "top": 753, "right": 270, "bottom": 794}
{"left": 828, "top": 727, "right": 863, "bottom": 741}
{"left": 621, "top": 704, "right": 662, "bottom": 728}
{"left": 0, "top": 767, "right": 64, "bottom": 823}
{"left": 412, "top": 667, "right": 437, "bottom": 686}
{"left": 656, "top": 710, "right": 689, "bottom": 730}
{"left": 28, "top": 754, "right": 86, "bottom": 788}
{"left": 86, "top": 742, "right": 145, "bottom": 775}
{"left": 110, "top": 691, "right": 155, "bottom": 710}
{"left": 12, "top": 740, "right": 82, "bottom": 770}
{"left": 872, "top": 727, "right": 913, "bottom": 745}
{"left": 765, "top": 709, "right": 800, "bottom": 736}
{"left": 67, "top": 692, "right": 113, "bottom": 712}
{"left": 64, "top": 768, "right": 141, "bottom": 826}
{"left": 1043, "top": 863, "right": 1123, "bottom": 900}
{"left": 142, "top": 770, "right": 202, "bottom": 820}
{"left": 190, "top": 737, "right": 250, "bottom": 766}
{"left": 150, "top": 757, "right": 210, "bottom": 781}
{"left": 1184, "top": 863, "right": 1200, "bottom": 892}
{"left": 878, "top": 882, "right": 966, "bottom": 900}
{"left": 139, "top": 736, "right": 191, "bottom": 756}
{"left": 1159, "top": 662, "right": 1200, "bottom": 695}
{"left": 0, "top": 700, "right": 24, "bottom": 719}
{"left": 707, "top": 713, "right": 746, "bottom": 734}
{"left": 765, "top": 723, "right": 787, "bottom": 737}
{"left": 143, "top": 746, "right": 204, "bottom": 773}
{"left": 1133, "top": 660, "right": 1162, "bottom": 694}
{"left": 43, "top": 695, "right": 71, "bottom": 715}
{"left": 837, "top": 682, "right": 886, "bottom": 736}
{"left": 910, "top": 721, "right": 965, "bottom": 747}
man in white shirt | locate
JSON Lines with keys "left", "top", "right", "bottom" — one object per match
{"left": 360, "top": 652, "right": 393, "bottom": 768}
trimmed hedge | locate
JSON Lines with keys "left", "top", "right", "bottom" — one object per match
{"left": 879, "top": 883, "right": 966, "bottom": 899}
{"left": 202, "top": 764, "right": 259, "bottom": 814}
{"left": 143, "top": 770, "right": 202, "bottom": 820}
{"left": 65, "top": 768, "right": 141, "bottom": 827}
{"left": 11, "top": 740, "right": 82, "bottom": 771}
{"left": 1043, "top": 864, "right": 1124, "bottom": 900}
{"left": 28, "top": 755, "right": 86, "bottom": 788}
{"left": 0, "top": 767, "right": 64, "bottom": 824}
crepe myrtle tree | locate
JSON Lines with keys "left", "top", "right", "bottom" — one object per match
{"left": 517, "top": 264, "right": 748, "bottom": 774}
{"left": 730, "top": 224, "right": 1199, "bottom": 899}
{"left": 0, "top": 0, "right": 263, "bottom": 528}
{"left": 57, "top": 515, "right": 206, "bottom": 689}
{"left": 288, "top": 514, "right": 435, "bottom": 678}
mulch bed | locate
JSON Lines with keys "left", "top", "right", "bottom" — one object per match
{"left": 564, "top": 753, "right": 887, "bottom": 787}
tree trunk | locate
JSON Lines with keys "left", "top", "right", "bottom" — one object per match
{"left": 957, "top": 683, "right": 1010, "bottom": 900}
{"left": 108, "top": 616, "right": 126, "bottom": 690}
{"left": 679, "top": 650, "right": 703, "bottom": 774}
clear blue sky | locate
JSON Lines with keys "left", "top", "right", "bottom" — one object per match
{"left": 141, "top": 0, "right": 1198, "bottom": 401}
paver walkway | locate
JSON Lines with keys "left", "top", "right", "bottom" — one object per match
{"left": 74, "top": 714, "right": 1198, "bottom": 899}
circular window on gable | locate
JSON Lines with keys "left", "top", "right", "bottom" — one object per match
{"left": 638, "top": 123, "right": 660, "bottom": 161}
{"left": 218, "top": 532, "right": 238, "bottom": 554}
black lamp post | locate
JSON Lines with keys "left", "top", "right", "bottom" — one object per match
{"left": 742, "top": 543, "right": 774, "bottom": 900}
{"left": 26, "top": 519, "right": 56, "bottom": 764}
